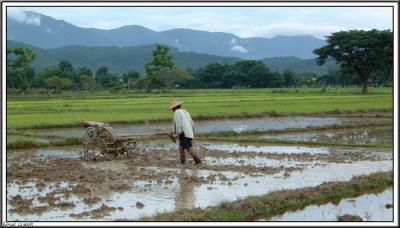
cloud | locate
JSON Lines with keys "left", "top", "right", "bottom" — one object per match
{"left": 174, "top": 38, "right": 182, "bottom": 46}
{"left": 8, "top": 8, "right": 41, "bottom": 26}
{"left": 229, "top": 37, "right": 248, "bottom": 53}
{"left": 231, "top": 45, "right": 248, "bottom": 53}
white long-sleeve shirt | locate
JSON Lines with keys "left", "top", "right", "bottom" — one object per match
{"left": 172, "top": 109, "right": 195, "bottom": 139}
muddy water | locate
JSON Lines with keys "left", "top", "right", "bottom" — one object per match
{"left": 201, "top": 143, "right": 331, "bottom": 155}
{"left": 7, "top": 159, "right": 392, "bottom": 221}
{"left": 6, "top": 132, "right": 393, "bottom": 222}
{"left": 258, "top": 188, "right": 393, "bottom": 221}
{"left": 7, "top": 146, "right": 82, "bottom": 160}
{"left": 8, "top": 142, "right": 390, "bottom": 161}
{"left": 7, "top": 181, "right": 85, "bottom": 221}
{"left": 201, "top": 142, "right": 392, "bottom": 161}
{"left": 204, "top": 156, "right": 317, "bottom": 168}
{"left": 34, "top": 116, "right": 392, "bottom": 138}
{"left": 36, "top": 148, "right": 82, "bottom": 159}
{"left": 259, "top": 127, "right": 393, "bottom": 145}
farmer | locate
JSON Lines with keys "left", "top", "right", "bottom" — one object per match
{"left": 169, "top": 99, "right": 202, "bottom": 165}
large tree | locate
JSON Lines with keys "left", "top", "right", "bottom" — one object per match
{"left": 44, "top": 76, "right": 73, "bottom": 92}
{"left": 153, "top": 66, "right": 193, "bottom": 89}
{"left": 6, "top": 47, "right": 36, "bottom": 91}
{"left": 95, "top": 66, "right": 119, "bottom": 88}
{"left": 58, "top": 60, "right": 78, "bottom": 83}
{"left": 144, "top": 44, "right": 174, "bottom": 76}
{"left": 282, "top": 69, "right": 296, "bottom": 87}
{"left": 123, "top": 70, "right": 140, "bottom": 90}
{"left": 314, "top": 29, "right": 393, "bottom": 93}
{"left": 234, "top": 60, "right": 273, "bottom": 88}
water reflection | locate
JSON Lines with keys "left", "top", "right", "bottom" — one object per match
{"left": 175, "top": 167, "right": 196, "bottom": 210}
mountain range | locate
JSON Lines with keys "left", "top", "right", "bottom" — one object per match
{"left": 7, "top": 40, "right": 336, "bottom": 75}
{"left": 7, "top": 11, "right": 326, "bottom": 59}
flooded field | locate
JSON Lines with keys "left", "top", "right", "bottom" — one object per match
{"left": 7, "top": 141, "right": 393, "bottom": 221}
{"left": 6, "top": 115, "right": 394, "bottom": 221}
{"left": 259, "top": 188, "right": 393, "bottom": 221}
{"left": 259, "top": 126, "right": 393, "bottom": 145}
{"left": 30, "top": 116, "right": 392, "bottom": 138}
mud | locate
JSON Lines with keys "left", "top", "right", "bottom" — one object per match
{"left": 7, "top": 159, "right": 393, "bottom": 221}
{"left": 8, "top": 195, "right": 33, "bottom": 214}
{"left": 69, "top": 203, "right": 122, "bottom": 219}
{"left": 83, "top": 196, "right": 102, "bottom": 206}
{"left": 8, "top": 193, "right": 52, "bottom": 216}
{"left": 37, "top": 192, "right": 61, "bottom": 206}
{"left": 110, "top": 184, "right": 132, "bottom": 192}
{"left": 199, "top": 143, "right": 389, "bottom": 163}
{"left": 6, "top": 115, "right": 393, "bottom": 221}
{"left": 136, "top": 202, "right": 145, "bottom": 209}
{"left": 337, "top": 214, "right": 363, "bottom": 222}
{"left": 54, "top": 202, "right": 76, "bottom": 210}
{"left": 259, "top": 126, "right": 393, "bottom": 145}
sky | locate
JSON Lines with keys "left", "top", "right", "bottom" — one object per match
{"left": 7, "top": 6, "right": 393, "bottom": 39}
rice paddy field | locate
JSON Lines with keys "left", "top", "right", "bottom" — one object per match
{"left": 6, "top": 87, "right": 393, "bottom": 130}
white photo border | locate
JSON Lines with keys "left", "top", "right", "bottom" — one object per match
{"left": 1, "top": 1, "right": 398, "bottom": 227}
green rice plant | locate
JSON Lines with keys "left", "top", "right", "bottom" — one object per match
{"left": 6, "top": 87, "right": 393, "bottom": 130}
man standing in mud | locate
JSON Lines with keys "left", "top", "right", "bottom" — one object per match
{"left": 169, "top": 99, "right": 202, "bottom": 165}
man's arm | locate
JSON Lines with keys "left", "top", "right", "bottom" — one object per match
{"left": 172, "top": 117, "right": 177, "bottom": 134}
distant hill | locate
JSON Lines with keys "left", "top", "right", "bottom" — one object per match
{"left": 261, "top": 56, "right": 337, "bottom": 75}
{"left": 7, "top": 40, "right": 240, "bottom": 74}
{"left": 7, "top": 11, "right": 326, "bottom": 59}
{"left": 7, "top": 40, "right": 336, "bottom": 75}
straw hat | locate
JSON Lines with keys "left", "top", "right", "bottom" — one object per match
{"left": 169, "top": 98, "right": 184, "bottom": 110}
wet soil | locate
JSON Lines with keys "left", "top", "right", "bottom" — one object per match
{"left": 69, "top": 203, "right": 123, "bottom": 219}
{"left": 337, "top": 214, "right": 363, "bottom": 222}
{"left": 6, "top": 116, "right": 393, "bottom": 221}
{"left": 6, "top": 141, "right": 392, "bottom": 221}
{"left": 259, "top": 126, "right": 393, "bottom": 145}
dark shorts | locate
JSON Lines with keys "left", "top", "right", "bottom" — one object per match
{"left": 179, "top": 133, "right": 193, "bottom": 149}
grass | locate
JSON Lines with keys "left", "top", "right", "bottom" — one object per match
{"left": 6, "top": 138, "right": 43, "bottom": 149}
{"left": 6, "top": 87, "right": 393, "bottom": 130}
{"left": 6, "top": 136, "right": 81, "bottom": 149}
{"left": 139, "top": 171, "right": 393, "bottom": 221}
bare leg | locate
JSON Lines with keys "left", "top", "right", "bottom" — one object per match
{"left": 187, "top": 146, "right": 202, "bottom": 164}
{"left": 179, "top": 146, "right": 186, "bottom": 164}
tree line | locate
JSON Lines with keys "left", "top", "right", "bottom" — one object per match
{"left": 6, "top": 29, "right": 393, "bottom": 94}
{"left": 6, "top": 49, "right": 140, "bottom": 94}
